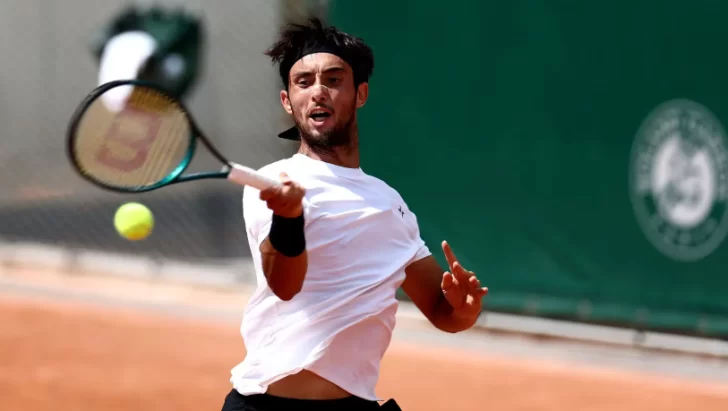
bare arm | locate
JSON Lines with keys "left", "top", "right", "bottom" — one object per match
{"left": 260, "top": 227, "right": 308, "bottom": 301}
{"left": 402, "top": 241, "right": 487, "bottom": 333}
{"left": 258, "top": 172, "right": 308, "bottom": 301}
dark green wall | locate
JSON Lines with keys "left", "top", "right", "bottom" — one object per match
{"left": 330, "top": 0, "right": 728, "bottom": 336}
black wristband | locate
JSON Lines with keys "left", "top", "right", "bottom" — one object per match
{"left": 268, "top": 213, "right": 306, "bottom": 257}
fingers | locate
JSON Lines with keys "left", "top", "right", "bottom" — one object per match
{"left": 441, "top": 271, "right": 464, "bottom": 309}
{"left": 444, "top": 270, "right": 484, "bottom": 291}
{"left": 452, "top": 261, "right": 470, "bottom": 278}
{"left": 468, "top": 275, "right": 489, "bottom": 297}
{"left": 441, "top": 271, "right": 454, "bottom": 291}
{"left": 260, "top": 172, "right": 292, "bottom": 200}
{"left": 441, "top": 241, "right": 459, "bottom": 270}
{"left": 259, "top": 186, "right": 276, "bottom": 201}
{"left": 442, "top": 240, "right": 481, "bottom": 289}
{"left": 266, "top": 195, "right": 291, "bottom": 211}
{"left": 442, "top": 268, "right": 488, "bottom": 310}
{"left": 259, "top": 172, "right": 305, "bottom": 218}
{"left": 455, "top": 265, "right": 483, "bottom": 292}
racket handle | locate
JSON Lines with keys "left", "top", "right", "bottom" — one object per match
{"left": 227, "top": 163, "right": 279, "bottom": 190}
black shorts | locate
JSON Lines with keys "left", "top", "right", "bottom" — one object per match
{"left": 220, "top": 388, "right": 401, "bottom": 411}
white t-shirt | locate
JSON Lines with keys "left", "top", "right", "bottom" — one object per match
{"left": 230, "top": 154, "right": 431, "bottom": 401}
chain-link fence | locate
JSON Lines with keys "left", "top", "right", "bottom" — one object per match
{"left": 0, "top": 0, "right": 328, "bottom": 262}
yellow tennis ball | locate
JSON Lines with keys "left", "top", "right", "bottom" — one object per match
{"left": 114, "top": 202, "right": 154, "bottom": 241}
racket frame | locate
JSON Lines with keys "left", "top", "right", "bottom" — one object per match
{"left": 66, "top": 79, "right": 276, "bottom": 193}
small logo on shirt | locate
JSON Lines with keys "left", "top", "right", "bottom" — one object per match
{"left": 398, "top": 206, "right": 405, "bottom": 217}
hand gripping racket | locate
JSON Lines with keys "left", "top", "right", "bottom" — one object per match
{"left": 66, "top": 79, "right": 280, "bottom": 193}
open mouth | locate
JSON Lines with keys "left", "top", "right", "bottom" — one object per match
{"left": 309, "top": 109, "right": 332, "bottom": 125}
{"left": 310, "top": 112, "right": 331, "bottom": 120}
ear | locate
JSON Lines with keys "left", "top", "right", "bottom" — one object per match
{"left": 280, "top": 89, "right": 293, "bottom": 115}
{"left": 355, "top": 82, "right": 369, "bottom": 109}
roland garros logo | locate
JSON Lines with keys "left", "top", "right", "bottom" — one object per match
{"left": 629, "top": 99, "right": 728, "bottom": 262}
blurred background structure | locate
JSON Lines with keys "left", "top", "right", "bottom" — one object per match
{"left": 0, "top": 0, "right": 331, "bottom": 262}
{"left": 1, "top": 2, "right": 728, "bottom": 409}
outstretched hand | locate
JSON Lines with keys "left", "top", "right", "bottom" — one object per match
{"left": 440, "top": 241, "right": 488, "bottom": 317}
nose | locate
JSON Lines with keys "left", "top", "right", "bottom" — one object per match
{"left": 310, "top": 82, "right": 330, "bottom": 102}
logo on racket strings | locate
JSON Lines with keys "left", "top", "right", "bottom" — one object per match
{"left": 94, "top": 88, "right": 181, "bottom": 173}
{"left": 95, "top": 106, "right": 162, "bottom": 172}
{"left": 629, "top": 99, "right": 728, "bottom": 262}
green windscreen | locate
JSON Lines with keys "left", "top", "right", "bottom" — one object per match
{"left": 330, "top": 1, "right": 728, "bottom": 337}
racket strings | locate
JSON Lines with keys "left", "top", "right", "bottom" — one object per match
{"left": 72, "top": 85, "right": 191, "bottom": 190}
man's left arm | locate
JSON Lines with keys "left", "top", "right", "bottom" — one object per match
{"left": 402, "top": 240, "right": 488, "bottom": 333}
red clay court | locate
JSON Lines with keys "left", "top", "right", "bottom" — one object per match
{"left": 1, "top": 271, "right": 727, "bottom": 411}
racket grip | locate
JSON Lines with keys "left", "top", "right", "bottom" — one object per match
{"left": 227, "top": 163, "right": 279, "bottom": 190}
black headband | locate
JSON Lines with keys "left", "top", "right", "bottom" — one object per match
{"left": 277, "top": 44, "right": 360, "bottom": 141}
{"left": 278, "top": 43, "right": 356, "bottom": 88}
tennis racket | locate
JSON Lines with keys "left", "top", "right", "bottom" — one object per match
{"left": 66, "top": 79, "right": 280, "bottom": 193}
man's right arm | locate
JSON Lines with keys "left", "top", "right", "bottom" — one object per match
{"left": 256, "top": 172, "right": 308, "bottom": 301}
{"left": 259, "top": 214, "right": 308, "bottom": 301}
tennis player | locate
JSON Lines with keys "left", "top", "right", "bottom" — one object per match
{"left": 220, "top": 18, "right": 488, "bottom": 411}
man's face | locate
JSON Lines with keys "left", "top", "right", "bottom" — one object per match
{"left": 281, "top": 52, "right": 367, "bottom": 147}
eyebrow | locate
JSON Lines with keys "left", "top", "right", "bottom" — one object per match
{"left": 292, "top": 66, "right": 346, "bottom": 78}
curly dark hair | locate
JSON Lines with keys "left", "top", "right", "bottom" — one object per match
{"left": 264, "top": 17, "right": 374, "bottom": 89}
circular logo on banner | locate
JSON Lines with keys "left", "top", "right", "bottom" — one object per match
{"left": 629, "top": 99, "right": 728, "bottom": 262}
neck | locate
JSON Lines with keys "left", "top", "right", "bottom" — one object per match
{"left": 298, "top": 132, "right": 360, "bottom": 169}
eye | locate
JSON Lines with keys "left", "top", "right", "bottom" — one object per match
{"left": 294, "top": 76, "right": 311, "bottom": 87}
{"left": 329, "top": 77, "right": 342, "bottom": 85}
